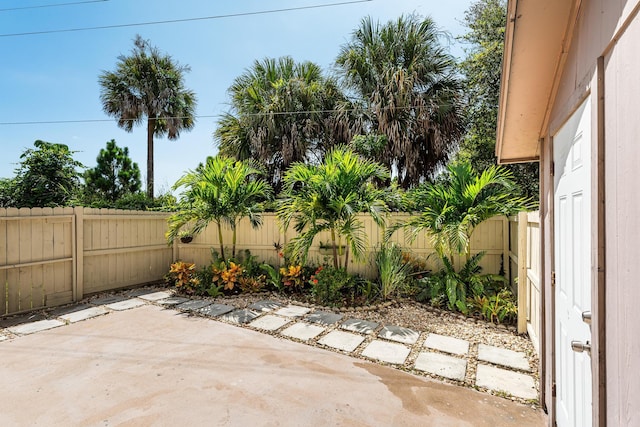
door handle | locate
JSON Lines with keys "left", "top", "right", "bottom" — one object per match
{"left": 582, "top": 311, "right": 592, "bottom": 325}
{"left": 571, "top": 340, "right": 591, "bottom": 354}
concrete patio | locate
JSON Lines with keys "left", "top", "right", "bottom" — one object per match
{"left": 0, "top": 293, "right": 545, "bottom": 426}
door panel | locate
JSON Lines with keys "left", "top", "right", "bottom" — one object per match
{"left": 554, "top": 97, "right": 592, "bottom": 427}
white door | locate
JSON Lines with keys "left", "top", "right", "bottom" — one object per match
{"left": 554, "top": 98, "right": 593, "bottom": 427}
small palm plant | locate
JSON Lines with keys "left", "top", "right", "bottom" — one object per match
{"left": 277, "top": 146, "right": 389, "bottom": 272}
{"left": 403, "top": 162, "right": 531, "bottom": 264}
{"left": 399, "top": 161, "right": 531, "bottom": 312}
{"left": 167, "top": 155, "right": 272, "bottom": 262}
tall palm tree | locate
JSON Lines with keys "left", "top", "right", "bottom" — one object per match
{"left": 167, "top": 156, "right": 272, "bottom": 262}
{"left": 215, "top": 56, "right": 349, "bottom": 192}
{"left": 277, "top": 146, "right": 389, "bottom": 271}
{"left": 336, "top": 14, "right": 464, "bottom": 188}
{"left": 99, "top": 35, "right": 197, "bottom": 199}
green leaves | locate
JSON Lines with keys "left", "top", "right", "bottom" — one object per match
{"left": 11, "top": 140, "right": 83, "bottom": 208}
{"left": 336, "top": 14, "right": 464, "bottom": 188}
{"left": 404, "top": 161, "right": 531, "bottom": 259}
{"left": 99, "top": 34, "right": 197, "bottom": 198}
{"left": 83, "top": 139, "right": 141, "bottom": 204}
{"left": 167, "top": 156, "right": 272, "bottom": 261}
{"left": 277, "top": 147, "right": 390, "bottom": 270}
{"left": 215, "top": 56, "right": 348, "bottom": 192}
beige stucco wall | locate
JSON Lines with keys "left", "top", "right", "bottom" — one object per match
{"left": 544, "top": 1, "right": 640, "bottom": 425}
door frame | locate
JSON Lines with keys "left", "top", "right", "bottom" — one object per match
{"left": 547, "top": 70, "right": 606, "bottom": 426}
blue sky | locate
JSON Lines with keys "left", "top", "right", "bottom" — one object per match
{"left": 0, "top": 0, "right": 472, "bottom": 195}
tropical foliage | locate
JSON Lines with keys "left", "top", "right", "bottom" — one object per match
{"left": 215, "top": 56, "right": 348, "bottom": 192}
{"left": 457, "top": 0, "right": 538, "bottom": 199}
{"left": 375, "top": 243, "right": 411, "bottom": 300}
{"left": 336, "top": 14, "right": 464, "bottom": 188}
{"left": 277, "top": 146, "right": 389, "bottom": 271}
{"left": 99, "top": 35, "right": 197, "bottom": 198}
{"left": 403, "top": 161, "right": 530, "bottom": 262}
{"left": 167, "top": 156, "right": 272, "bottom": 262}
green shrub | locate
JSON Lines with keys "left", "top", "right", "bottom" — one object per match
{"left": 469, "top": 289, "right": 518, "bottom": 324}
{"left": 310, "top": 266, "right": 357, "bottom": 306}
{"left": 416, "top": 252, "right": 506, "bottom": 314}
{"left": 375, "top": 243, "right": 411, "bottom": 300}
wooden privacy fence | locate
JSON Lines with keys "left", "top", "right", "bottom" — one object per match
{"left": 508, "top": 211, "right": 541, "bottom": 352}
{"left": 176, "top": 213, "right": 511, "bottom": 280}
{"left": 0, "top": 208, "right": 540, "bottom": 337}
{"left": 0, "top": 207, "right": 172, "bottom": 316}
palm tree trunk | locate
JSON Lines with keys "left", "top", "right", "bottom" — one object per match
{"left": 344, "top": 245, "right": 349, "bottom": 273}
{"left": 217, "top": 221, "right": 226, "bottom": 262}
{"left": 330, "top": 227, "right": 339, "bottom": 269}
{"left": 231, "top": 222, "right": 237, "bottom": 259}
{"left": 146, "top": 118, "right": 155, "bottom": 199}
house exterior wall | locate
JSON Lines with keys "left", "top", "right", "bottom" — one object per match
{"left": 542, "top": 1, "right": 640, "bottom": 425}
{"left": 602, "top": 13, "right": 640, "bottom": 426}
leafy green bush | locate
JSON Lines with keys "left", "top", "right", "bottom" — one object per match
{"left": 375, "top": 243, "right": 411, "bottom": 300}
{"left": 469, "top": 289, "right": 518, "bottom": 324}
{"left": 310, "top": 266, "right": 357, "bottom": 306}
{"left": 416, "top": 252, "right": 505, "bottom": 314}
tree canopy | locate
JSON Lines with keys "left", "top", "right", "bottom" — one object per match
{"left": 11, "top": 140, "right": 83, "bottom": 208}
{"left": 457, "top": 0, "right": 538, "bottom": 199}
{"left": 84, "top": 139, "right": 141, "bottom": 204}
{"left": 215, "top": 56, "right": 348, "bottom": 192}
{"left": 336, "top": 14, "right": 465, "bottom": 188}
{"left": 99, "top": 35, "right": 197, "bottom": 199}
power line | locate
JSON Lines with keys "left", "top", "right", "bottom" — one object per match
{"left": 0, "top": 104, "right": 444, "bottom": 126}
{"left": 0, "top": 0, "right": 108, "bottom": 12}
{"left": 0, "top": 0, "right": 373, "bottom": 38}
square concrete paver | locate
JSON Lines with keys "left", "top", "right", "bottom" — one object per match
{"left": 7, "top": 319, "right": 65, "bottom": 335}
{"left": 222, "top": 309, "right": 260, "bottom": 324}
{"left": 249, "top": 314, "right": 291, "bottom": 331}
{"left": 306, "top": 311, "right": 343, "bottom": 326}
{"left": 157, "top": 297, "right": 190, "bottom": 306}
{"left": 378, "top": 325, "right": 420, "bottom": 345}
{"left": 196, "top": 304, "right": 234, "bottom": 317}
{"left": 248, "top": 300, "right": 283, "bottom": 312}
{"left": 341, "top": 318, "right": 379, "bottom": 335}
{"left": 274, "top": 305, "right": 311, "bottom": 318}
{"left": 176, "top": 300, "right": 211, "bottom": 312}
{"left": 478, "top": 344, "right": 531, "bottom": 371}
{"left": 414, "top": 351, "right": 467, "bottom": 381}
{"left": 280, "top": 322, "right": 325, "bottom": 341}
{"left": 105, "top": 299, "right": 146, "bottom": 311}
{"left": 58, "top": 306, "right": 109, "bottom": 323}
{"left": 424, "top": 333, "right": 469, "bottom": 356}
{"left": 318, "top": 330, "right": 365, "bottom": 353}
{"left": 137, "top": 291, "right": 173, "bottom": 302}
{"left": 361, "top": 340, "right": 410, "bottom": 365}
{"left": 91, "top": 295, "right": 126, "bottom": 305}
{"left": 0, "top": 335, "right": 7, "bottom": 342}
{"left": 48, "top": 304, "right": 92, "bottom": 317}
{"left": 476, "top": 364, "right": 537, "bottom": 400}
{"left": 0, "top": 313, "right": 47, "bottom": 328}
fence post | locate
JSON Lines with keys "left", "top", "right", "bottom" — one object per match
{"left": 517, "top": 211, "right": 528, "bottom": 334}
{"left": 74, "top": 206, "right": 84, "bottom": 301}
{"left": 173, "top": 237, "right": 178, "bottom": 263}
{"left": 502, "top": 216, "right": 510, "bottom": 285}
